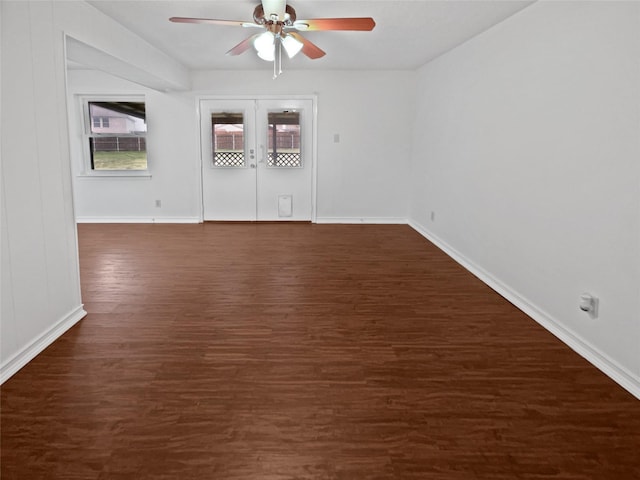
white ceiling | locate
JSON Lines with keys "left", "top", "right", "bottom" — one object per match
{"left": 86, "top": 0, "right": 535, "bottom": 71}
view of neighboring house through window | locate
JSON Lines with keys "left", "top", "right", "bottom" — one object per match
{"left": 86, "top": 100, "right": 147, "bottom": 171}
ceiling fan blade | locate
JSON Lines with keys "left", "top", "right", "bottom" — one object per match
{"left": 169, "top": 17, "right": 261, "bottom": 28}
{"left": 287, "top": 32, "right": 325, "bottom": 59}
{"left": 226, "top": 34, "right": 261, "bottom": 56}
{"left": 293, "top": 18, "right": 375, "bottom": 31}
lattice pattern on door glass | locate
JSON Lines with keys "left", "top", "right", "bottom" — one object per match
{"left": 214, "top": 151, "right": 245, "bottom": 167}
{"left": 267, "top": 152, "right": 301, "bottom": 168}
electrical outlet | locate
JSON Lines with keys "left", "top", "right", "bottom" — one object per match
{"left": 155, "top": 200, "right": 161, "bottom": 208}
{"left": 430, "top": 211, "right": 435, "bottom": 221}
{"left": 579, "top": 293, "right": 599, "bottom": 319}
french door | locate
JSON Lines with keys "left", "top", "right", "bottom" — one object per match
{"left": 200, "top": 98, "right": 314, "bottom": 221}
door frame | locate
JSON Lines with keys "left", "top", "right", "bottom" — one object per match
{"left": 196, "top": 94, "right": 318, "bottom": 223}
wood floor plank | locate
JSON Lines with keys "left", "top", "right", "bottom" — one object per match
{"left": 1, "top": 223, "right": 638, "bottom": 479}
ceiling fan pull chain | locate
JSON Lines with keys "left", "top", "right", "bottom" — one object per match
{"left": 273, "top": 43, "right": 277, "bottom": 79}
{"left": 273, "top": 36, "right": 283, "bottom": 79}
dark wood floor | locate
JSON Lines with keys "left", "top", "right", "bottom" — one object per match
{"left": 1, "top": 223, "right": 638, "bottom": 479}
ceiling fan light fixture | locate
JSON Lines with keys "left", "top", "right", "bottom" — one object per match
{"left": 282, "top": 34, "right": 303, "bottom": 58}
{"left": 254, "top": 30, "right": 275, "bottom": 61}
{"left": 257, "top": 46, "right": 275, "bottom": 62}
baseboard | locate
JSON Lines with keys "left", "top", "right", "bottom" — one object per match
{"left": 315, "top": 217, "right": 408, "bottom": 224}
{"left": 1, "top": 305, "right": 87, "bottom": 384}
{"left": 78, "top": 217, "right": 405, "bottom": 225}
{"left": 76, "top": 217, "right": 201, "bottom": 224}
{"left": 409, "top": 220, "right": 640, "bottom": 401}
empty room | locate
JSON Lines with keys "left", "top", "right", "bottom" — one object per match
{"left": 1, "top": 1, "right": 639, "bottom": 478}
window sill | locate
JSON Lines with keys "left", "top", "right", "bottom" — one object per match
{"left": 77, "top": 172, "right": 152, "bottom": 179}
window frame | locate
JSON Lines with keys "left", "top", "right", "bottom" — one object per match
{"left": 79, "top": 95, "right": 150, "bottom": 177}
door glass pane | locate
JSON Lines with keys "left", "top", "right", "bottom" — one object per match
{"left": 267, "top": 111, "right": 301, "bottom": 168}
{"left": 88, "top": 101, "right": 147, "bottom": 170}
{"left": 212, "top": 112, "right": 245, "bottom": 167}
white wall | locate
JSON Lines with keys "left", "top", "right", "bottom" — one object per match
{"left": 1, "top": 1, "right": 85, "bottom": 381}
{"left": 69, "top": 69, "right": 415, "bottom": 223}
{"left": 409, "top": 1, "right": 640, "bottom": 397}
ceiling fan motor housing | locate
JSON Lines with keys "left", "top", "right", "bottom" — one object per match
{"left": 254, "top": 3, "right": 296, "bottom": 27}
{"left": 260, "top": 0, "right": 287, "bottom": 21}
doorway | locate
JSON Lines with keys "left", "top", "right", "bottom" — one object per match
{"left": 200, "top": 98, "right": 315, "bottom": 221}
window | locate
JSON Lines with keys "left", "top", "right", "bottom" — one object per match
{"left": 92, "top": 116, "right": 110, "bottom": 129}
{"left": 83, "top": 98, "right": 147, "bottom": 172}
{"left": 211, "top": 112, "right": 245, "bottom": 168}
{"left": 267, "top": 111, "right": 301, "bottom": 168}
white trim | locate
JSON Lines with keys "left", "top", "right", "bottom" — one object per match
{"left": 195, "top": 97, "right": 205, "bottom": 222}
{"left": 1, "top": 305, "right": 87, "bottom": 384}
{"left": 197, "top": 94, "right": 317, "bottom": 101}
{"left": 316, "top": 217, "right": 408, "bottom": 225}
{"left": 409, "top": 219, "right": 640, "bottom": 401}
{"left": 76, "top": 173, "right": 152, "bottom": 179}
{"left": 310, "top": 94, "right": 318, "bottom": 223}
{"left": 76, "top": 217, "right": 201, "bottom": 224}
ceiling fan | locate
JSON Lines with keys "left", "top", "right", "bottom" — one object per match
{"left": 170, "top": 0, "right": 376, "bottom": 78}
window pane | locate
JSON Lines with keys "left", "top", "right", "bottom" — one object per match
{"left": 88, "top": 102, "right": 146, "bottom": 134}
{"left": 88, "top": 101, "right": 147, "bottom": 170}
{"left": 267, "top": 111, "right": 301, "bottom": 168}
{"left": 89, "top": 137, "right": 147, "bottom": 170}
{"left": 212, "top": 112, "right": 245, "bottom": 167}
